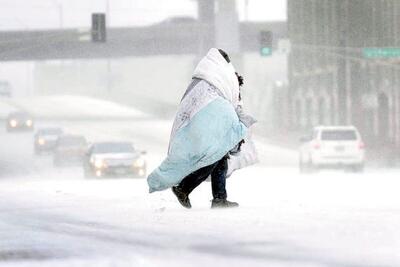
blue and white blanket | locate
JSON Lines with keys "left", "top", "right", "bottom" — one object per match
{"left": 147, "top": 48, "right": 256, "bottom": 193}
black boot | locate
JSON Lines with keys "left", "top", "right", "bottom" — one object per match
{"left": 211, "top": 198, "right": 239, "bottom": 209}
{"left": 172, "top": 186, "right": 191, "bottom": 209}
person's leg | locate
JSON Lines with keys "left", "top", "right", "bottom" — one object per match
{"left": 210, "top": 155, "right": 239, "bottom": 208}
{"left": 210, "top": 156, "right": 228, "bottom": 200}
{"left": 172, "top": 162, "right": 218, "bottom": 209}
{"left": 179, "top": 162, "right": 217, "bottom": 195}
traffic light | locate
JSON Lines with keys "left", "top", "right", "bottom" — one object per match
{"left": 260, "top": 30, "right": 273, "bottom": 56}
{"left": 92, "top": 13, "right": 106, "bottom": 42}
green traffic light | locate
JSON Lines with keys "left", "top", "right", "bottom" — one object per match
{"left": 261, "top": 47, "right": 272, "bottom": 56}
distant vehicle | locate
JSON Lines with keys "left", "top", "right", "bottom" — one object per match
{"left": 155, "top": 16, "right": 197, "bottom": 27}
{"left": 53, "top": 134, "right": 88, "bottom": 167}
{"left": 299, "top": 126, "right": 365, "bottom": 173}
{"left": 163, "top": 16, "right": 197, "bottom": 24}
{"left": 34, "top": 127, "right": 64, "bottom": 154}
{"left": 0, "top": 81, "right": 12, "bottom": 97}
{"left": 83, "top": 142, "right": 147, "bottom": 178}
{"left": 6, "top": 111, "right": 34, "bottom": 132}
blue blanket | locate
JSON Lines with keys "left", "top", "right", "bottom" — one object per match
{"left": 147, "top": 97, "right": 247, "bottom": 193}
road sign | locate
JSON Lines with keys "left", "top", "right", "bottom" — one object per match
{"left": 363, "top": 48, "right": 400, "bottom": 58}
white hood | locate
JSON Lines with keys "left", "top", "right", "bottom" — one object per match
{"left": 192, "top": 48, "right": 240, "bottom": 107}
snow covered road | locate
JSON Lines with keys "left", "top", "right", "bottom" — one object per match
{"left": 0, "top": 97, "right": 399, "bottom": 267}
{"left": 1, "top": 163, "right": 399, "bottom": 267}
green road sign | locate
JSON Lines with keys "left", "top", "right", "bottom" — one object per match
{"left": 363, "top": 48, "right": 400, "bottom": 58}
{"left": 261, "top": 47, "right": 272, "bottom": 56}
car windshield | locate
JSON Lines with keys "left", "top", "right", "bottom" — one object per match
{"left": 39, "top": 128, "right": 63, "bottom": 135}
{"left": 58, "top": 137, "right": 87, "bottom": 147}
{"left": 321, "top": 130, "right": 357, "bottom": 141}
{"left": 92, "top": 143, "right": 135, "bottom": 153}
{"left": 10, "top": 113, "right": 30, "bottom": 119}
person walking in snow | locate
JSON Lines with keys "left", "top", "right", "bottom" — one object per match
{"left": 147, "top": 48, "right": 256, "bottom": 209}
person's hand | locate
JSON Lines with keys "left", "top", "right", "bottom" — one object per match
{"left": 235, "top": 72, "right": 244, "bottom": 87}
{"left": 238, "top": 139, "right": 245, "bottom": 150}
{"left": 229, "top": 139, "right": 245, "bottom": 155}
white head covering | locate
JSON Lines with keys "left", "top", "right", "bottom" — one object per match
{"left": 192, "top": 48, "right": 240, "bottom": 107}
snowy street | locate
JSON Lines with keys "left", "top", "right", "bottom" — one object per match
{"left": 1, "top": 1, "right": 400, "bottom": 266}
{"left": 0, "top": 98, "right": 399, "bottom": 267}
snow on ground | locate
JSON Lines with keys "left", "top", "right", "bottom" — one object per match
{"left": 1, "top": 167, "right": 399, "bottom": 267}
{"left": 0, "top": 96, "right": 399, "bottom": 267}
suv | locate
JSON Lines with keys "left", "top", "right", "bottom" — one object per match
{"left": 299, "top": 126, "right": 365, "bottom": 172}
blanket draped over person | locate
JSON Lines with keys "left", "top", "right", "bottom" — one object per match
{"left": 147, "top": 48, "right": 256, "bottom": 193}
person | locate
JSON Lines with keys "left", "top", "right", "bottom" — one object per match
{"left": 147, "top": 48, "right": 256, "bottom": 209}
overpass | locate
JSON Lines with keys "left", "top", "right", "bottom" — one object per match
{"left": 0, "top": 0, "right": 286, "bottom": 61}
{"left": 0, "top": 22, "right": 286, "bottom": 61}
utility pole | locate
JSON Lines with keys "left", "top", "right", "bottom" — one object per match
{"left": 197, "top": 0, "right": 215, "bottom": 55}
{"left": 106, "top": 0, "right": 111, "bottom": 94}
{"left": 215, "top": 0, "right": 240, "bottom": 53}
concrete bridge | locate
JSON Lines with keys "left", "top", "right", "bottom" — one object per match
{"left": 0, "top": 0, "right": 286, "bottom": 61}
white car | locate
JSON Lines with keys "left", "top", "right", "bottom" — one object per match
{"left": 83, "top": 142, "right": 147, "bottom": 178}
{"left": 299, "top": 126, "right": 365, "bottom": 172}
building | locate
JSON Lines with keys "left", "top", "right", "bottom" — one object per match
{"left": 287, "top": 0, "right": 400, "bottom": 150}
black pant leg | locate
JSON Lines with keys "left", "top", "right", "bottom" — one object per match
{"left": 178, "top": 162, "right": 217, "bottom": 195}
{"left": 210, "top": 156, "right": 228, "bottom": 200}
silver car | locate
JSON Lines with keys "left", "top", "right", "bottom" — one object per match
{"left": 83, "top": 142, "right": 147, "bottom": 178}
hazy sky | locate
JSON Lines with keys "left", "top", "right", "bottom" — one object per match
{"left": 0, "top": 0, "right": 286, "bottom": 30}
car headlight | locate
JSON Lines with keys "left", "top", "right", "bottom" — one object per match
{"left": 94, "top": 159, "right": 105, "bottom": 169}
{"left": 38, "top": 138, "right": 45, "bottom": 145}
{"left": 9, "top": 119, "right": 17, "bottom": 127}
{"left": 26, "top": 120, "right": 33, "bottom": 127}
{"left": 133, "top": 158, "right": 145, "bottom": 168}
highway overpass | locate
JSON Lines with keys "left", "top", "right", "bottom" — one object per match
{"left": 0, "top": 21, "right": 286, "bottom": 61}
